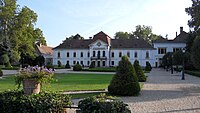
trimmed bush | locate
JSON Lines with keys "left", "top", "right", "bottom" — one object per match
{"left": 134, "top": 60, "right": 146, "bottom": 82}
{"left": 5, "top": 62, "right": 12, "bottom": 68}
{"left": 58, "top": 61, "right": 62, "bottom": 67}
{"left": 0, "top": 69, "right": 3, "bottom": 77}
{"left": 73, "top": 63, "right": 82, "bottom": 71}
{"left": 89, "top": 61, "right": 95, "bottom": 68}
{"left": 46, "top": 62, "right": 54, "bottom": 69}
{"left": 65, "top": 62, "right": 71, "bottom": 69}
{"left": 0, "top": 90, "right": 72, "bottom": 113}
{"left": 108, "top": 56, "right": 140, "bottom": 96}
{"left": 0, "top": 54, "right": 9, "bottom": 66}
{"left": 78, "top": 93, "right": 131, "bottom": 113}
{"left": 145, "top": 62, "right": 152, "bottom": 71}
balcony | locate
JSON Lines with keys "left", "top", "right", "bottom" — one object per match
{"left": 91, "top": 56, "right": 107, "bottom": 60}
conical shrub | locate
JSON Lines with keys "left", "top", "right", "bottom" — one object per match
{"left": 108, "top": 56, "right": 140, "bottom": 96}
{"left": 134, "top": 60, "right": 146, "bottom": 82}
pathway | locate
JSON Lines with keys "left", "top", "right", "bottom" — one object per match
{"left": 122, "top": 68, "right": 200, "bottom": 113}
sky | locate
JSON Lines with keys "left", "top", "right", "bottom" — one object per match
{"left": 17, "top": 0, "right": 192, "bottom": 47}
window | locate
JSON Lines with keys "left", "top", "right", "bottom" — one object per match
{"left": 119, "top": 52, "right": 122, "bottom": 57}
{"left": 112, "top": 61, "right": 114, "bottom": 65}
{"left": 127, "top": 52, "right": 130, "bottom": 57}
{"left": 134, "top": 52, "right": 138, "bottom": 58}
{"left": 158, "top": 48, "right": 167, "bottom": 54}
{"left": 98, "top": 51, "right": 100, "bottom": 58}
{"left": 66, "top": 52, "right": 69, "bottom": 57}
{"left": 80, "top": 61, "right": 83, "bottom": 65}
{"left": 103, "top": 51, "right": 105, "bottom": 57}
{"left": 102, "top": 61, "right": 105, "bottom": 66}
{"left": 81, "top": 52, "right": 83, "bottom": 57}
{"left": 73, "top": 61, "right": 76, "bottom": 64}
{"left": 87, "top": 61, "right": 90, "bottom": 65}
{"left": 88, "top": 52, "right": 90, "bottom": 57}
{"left": 173, "top": 48, "right": 182, "bottom": 52}
{"left": 93, "top": 51, "right": 95, "bottom": 57}
{"left": 73, "top": 52, "right": 76, "bottom": 57}
{"left": 112, "top": 52, "right": 114, "bottom": 57}
{"left": 57, "top": 52, "right": 60, "bottom": 58}
{"left": 146, "top": 51, "right": 149, "bottom": 58}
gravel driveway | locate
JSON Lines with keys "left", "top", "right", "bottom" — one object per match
{"left": 122, "top": 68, "right": 200, "bottom": 113}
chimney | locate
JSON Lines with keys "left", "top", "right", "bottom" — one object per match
{"left": 176, "top": 32, "right": 177, "bottom": 37}
{"left": 180, "top": 27, "right": 183, "bottom": 33}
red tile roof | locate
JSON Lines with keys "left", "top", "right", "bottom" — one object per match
{"left": 36, "top": 45, "right": 53, "bottom": 55}
{"left": 53, "top": 31, "right": 154, "bottom": 49}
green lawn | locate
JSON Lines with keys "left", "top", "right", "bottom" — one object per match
{"left": 0, "top": 73, "right": 114, "bottom": 92}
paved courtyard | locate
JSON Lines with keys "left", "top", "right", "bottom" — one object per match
{"left": 122, "top": 68, "right": 200, "bottom": 113}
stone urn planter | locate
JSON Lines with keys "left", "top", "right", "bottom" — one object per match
{"left": 23, "top": 79, "right": 41, "bottom": 95}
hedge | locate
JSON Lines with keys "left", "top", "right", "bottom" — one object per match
{"left": 0, "top": 90, "right": 72, "bottom": 113}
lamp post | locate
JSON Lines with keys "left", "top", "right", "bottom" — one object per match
{"left": 181, "top": 48, "right": 186, "bottom": 80}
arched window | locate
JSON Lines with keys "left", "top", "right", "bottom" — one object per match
{"left": 57, "top": 52, "right": 60, "bottom": 58}
{"left": 93, "top": 51, "right": 95, "bottom": 57}
{"left": 134, "top": 52, "right": 138, "bottom": 58}
{"left": 146, "top": 51, "right": 149, "bottom": 58}
{"left": 119, "top": 52, "right": 122, "bottom": 57}
{"left": 81, "top": 52, "right": 83, "bottom": 57}
{"left": 127, "top": 52, "right": 130, "bottom": 57}
{"left": 66, "top": 52, "right": 69, "bottom": 57}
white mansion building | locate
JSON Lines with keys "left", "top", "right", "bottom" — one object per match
{"left": 53, "top": 27, "right": 188, "bottom": 67}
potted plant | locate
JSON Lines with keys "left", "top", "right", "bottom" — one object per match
{"left": 15, "top": 65, "right": 54, "bottom": 95}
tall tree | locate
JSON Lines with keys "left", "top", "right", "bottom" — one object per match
{"left": 114, "top": 31, "right": 130, "bottom": 39}
{"left": 185, "top": 0, "right": 200, "bottom": 70}
{"left": 132, "top": 25, "right": 158, "bottom": 44}
{"left": 0, "top": 0, "right": 47, "bottom": 63}
{"left": 33, "top": 28, "right": 47, "bottom": 45}
{"left": 185, "top": 0, "right": 200, "bottom": 32}
{"left": 191, "top": 36, "right": 200, "bottom": 70}
{"left": 0, "top": 0, "right": 16, "bottom": 58}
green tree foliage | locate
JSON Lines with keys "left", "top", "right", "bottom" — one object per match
{"left": 134, "top": 60, "right": 146, "bottom": 82}
{"left": 0, "top": 68, "right": 3, "bottom": 77}
{"left": 73, "top": 63, "right": 82, "bottom": 71}
{"left": 66, "top": 34, "right": 84, "bottom": 40}
{"left": 191, "top": 36, "right": 200, "bottom": 69}
{"left": 108, "top": 56, "right": 140, "bottom": 96}
{"left": 185, "top": 0, "right": 200, "bottom": 31}
{"left": 0, "top": 0, "right": 47, "bottom": 63}
{"left": 58, "top": 61, "right": 62, "bottom": 67}
{"left": 89, "top": 61, "right": 95, "bottom": 68}
{"left": 0, "top": 54, "right": 9, "bottom": 65}
{"left": 65, "top": 62, "right": 71, "bottom": 69}
{"left": 114, "top": 25, "right": 158, "bottom": 44}
{"left": 145, "top": 62, "right": 152, "bottom": 72}
{"left": 114, "top": 31, "right": 131, "bottom": 39}
{"left": 162, "top": 52, "right": 173, "bottom": 68}
{"left": 173, "top": 50, "right": 184, "bottom": 65}
{"left": 33, "top": 28, "right": 47, "bottom": 45}
{"left": 132, "top": 25, "right": 158, "bottom": 43}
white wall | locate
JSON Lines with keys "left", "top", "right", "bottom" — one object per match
{"left": 153, "top": 42, "right": 186, "bottom": 66}
{"left": 53, "top": 49, "right": 90, "bottom": 66}
{"left": 110, "top": 49, "right": 156, "bottom": 67}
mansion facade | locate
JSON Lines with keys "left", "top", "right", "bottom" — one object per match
{"left": 53, "top": 27, "right": 188, "bottom": 67}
